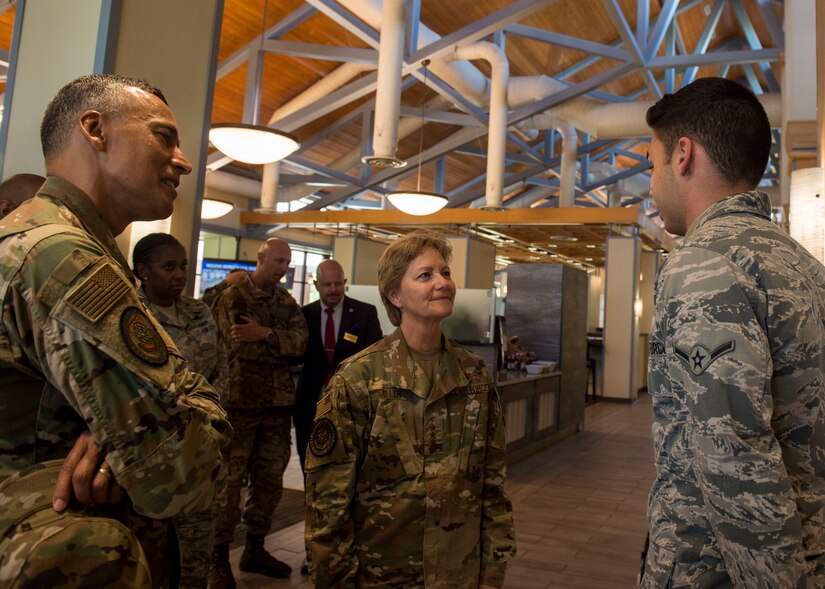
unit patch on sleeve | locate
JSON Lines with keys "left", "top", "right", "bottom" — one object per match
{"left": 120, "top": 306, "right": 169, "bottom": 365}
{"left": 66, "top": 263, "right": 130, "bottom": 322}
{"left": 674, "top": 340, "right": 735, "bottom": 376}
{"left": 309, "top": 417, "right": 337, "bottom": 457}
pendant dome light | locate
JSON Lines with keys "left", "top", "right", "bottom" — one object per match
{"left": 387, "top": 61, "right": 448, "bottom": 216}
{"left": 208, "top": 0, "right": 299, "bottom": 165}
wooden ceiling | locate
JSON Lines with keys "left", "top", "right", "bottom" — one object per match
{"left": 0, "top": 1, "right": 785, "bottom": 269}
{"left": 212, "top": 0, "right": 782, "bottom": 269}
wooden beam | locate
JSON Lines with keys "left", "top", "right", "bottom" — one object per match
{"left": 241, "top": 206, "right": 642, "bottom": 226}
{"left": 635, "top": 209, "right": 679, "bottom": 251}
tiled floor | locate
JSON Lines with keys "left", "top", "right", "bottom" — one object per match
{"left": 228, "top": 394, "right": 655, "bottom": 588}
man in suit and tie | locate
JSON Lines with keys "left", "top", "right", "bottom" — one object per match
{"left": 294, "top": 259, "right": 383, "bottom": 473}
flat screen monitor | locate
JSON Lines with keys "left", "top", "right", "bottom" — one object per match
{"left": 199, "top": 259, "right": 297, "bottom": 296}
{"left": 199, "top": 259, "right": 257, "bottom": 296}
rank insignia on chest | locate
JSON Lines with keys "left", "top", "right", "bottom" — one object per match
{"left": 309, "top": 417, "right": 337, "bottom": 457}
{"left": 121, "top": 306, "right": 169, "bottom": 365}
{"left": 674, "top": 340, "right": 734, "bottom": 375}
{"left": 66, "top": 263, "right": 130, "bottom": 322}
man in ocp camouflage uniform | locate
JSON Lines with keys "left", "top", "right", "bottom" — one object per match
{"left": 643, "top": 77, "right": 825, "bottom": 588}
{"left": 0, "top": 75, "right": 231, "bottom": 588}
{"left": 211, "top": 237, "right": 308, "bottom": 589}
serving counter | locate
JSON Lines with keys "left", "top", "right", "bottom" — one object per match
{"left": 498, "top": 369, "right": 581, "bottom": 463}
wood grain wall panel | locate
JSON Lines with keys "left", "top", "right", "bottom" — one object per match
{"left": 505, "top": 263, "right": 563, "bottom": 363}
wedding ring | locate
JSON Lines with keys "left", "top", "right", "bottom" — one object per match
{"left": 98, "top": 466, "right": 111, "bottom": 478}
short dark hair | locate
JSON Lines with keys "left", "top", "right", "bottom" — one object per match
{"left": 377, "top": 230, "right": 452, "bottom": 327}
{"left": 41, "top": 74, "right": 168, "bottom": 158}
{"left": 645, "top": 77, "right": 771, "bottom": 187}
{"left": 132, "top": 233, "right": 184, "bottom": 278}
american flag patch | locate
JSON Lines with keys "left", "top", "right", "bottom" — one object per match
{"left": 66, "top": 263, "right": 129, "bottom": 322}
{"left": 316, "top": 395, "right": 333, "bottom": 417}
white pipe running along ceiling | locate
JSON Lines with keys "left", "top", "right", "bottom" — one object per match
{"left": 451, "top": 42, "right": 509, "bottom": 209}
{"left": 369, "top": 0, "right": 406, "bottom": 165}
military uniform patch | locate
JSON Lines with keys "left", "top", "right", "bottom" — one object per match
{"left": 120, "top": 306, "right": 168, "bottom": 365}
{"left": 674, "top": 340, "right": 735, "bottom": 375}
{"left": 309, "top": 417, "right": 337, "bottom": 457}
{"left": 66, "top": 263, "right": 130, "bottom": 322}
{"left": 315, "top": 395, "right": 332, "bottom": 418}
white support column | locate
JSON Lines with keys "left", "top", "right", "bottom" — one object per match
{"left": 603, "top": 235, "right": 642, "bottom": 401}
{"left": 782, "top": 0, "right": 818, "bottom": 206}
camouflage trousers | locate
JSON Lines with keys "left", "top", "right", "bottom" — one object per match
{"left": 175, "top": 462, "right": 225, "bottom": 589}
{"left": 0, "top": 461, "right": 176, "bottom": 589}
{"left": 215, "top": 408, "right": 292, "bottom": 544}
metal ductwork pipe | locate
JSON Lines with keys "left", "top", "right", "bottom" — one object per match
{"left": 267, "top": 63, "right": 374, "bottom": 125}
{"left": 362, "top": 0, "right": 407, "bottom": 169}
{"left": 221, "top": 0, "right": 787, "bottom": 210}
{"left": 258, "top": 161, "right": 281, "bottom": 213}
{"left": 512, "top": 113, "right": 577, "bottom": 207}
{"left": 557, "top": 122, "right": 577, "bottom": 208}
{"left": 451, "top": 42, "right": 509, "bottom": 210}
{"left": 205, "top": 169, "right": 267, "bottom": 199}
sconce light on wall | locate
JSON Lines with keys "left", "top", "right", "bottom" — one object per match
{"left": 789, "top": 166, "right": 825, "bottom": 264}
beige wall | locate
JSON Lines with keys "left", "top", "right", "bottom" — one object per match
{"left": 238, "top": 238, "right": 264, "bottom": 262}
{"left": 447, "top": 235, "right": 496, "bottom": 289}
{"left": 333, "top": 236, "right": 386, "bottom": 285}
{"left": 114, "top": 0, "right": 222, "bottom": 284}
{"left": 2, "top": 0, "right": 104, "bottom": 178}
{"left": 202, "top": 233, "right": 238, "bottom": 260}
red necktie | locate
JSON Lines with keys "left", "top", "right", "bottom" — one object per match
{"left": 324, "top": 307, "right": 335, "bottom": 361}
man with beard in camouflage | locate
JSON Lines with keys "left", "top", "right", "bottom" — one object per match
{"left": 643, "top": 77, "right": 825, "bottom": 588}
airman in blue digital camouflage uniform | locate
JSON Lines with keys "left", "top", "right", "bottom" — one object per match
{"left": 643, "top": 77, "right": 825, "bottom": 588}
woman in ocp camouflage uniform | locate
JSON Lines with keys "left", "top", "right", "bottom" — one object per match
{"left": 133, "top": 233, "right": 229, "bottom": 589}
{"left": 305, "top": 230, "right": 515, "bottom": 589}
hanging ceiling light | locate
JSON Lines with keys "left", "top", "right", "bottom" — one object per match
{"left": 209, "top": 124, "right": 298, "bottom": 165}
{"left": 208, "top": 0, "right": 299, "bottom": 165}
{"left": 387, "top": 61, "right": 448, "bottom": 216}
{"left": 387, "top": 191, "right": 448, "bottom": 216}
{"left": 201, "top": 198, "right": 234, "bottom": 219}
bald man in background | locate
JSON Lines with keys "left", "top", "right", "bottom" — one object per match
{"left": 210, "top": 238, "right": 308, "bottom": 588}
{"left": 0, "top": 173, "right": 46, "bottom": 217}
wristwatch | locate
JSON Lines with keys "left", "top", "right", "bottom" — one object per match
{"left": 265, "top": 329, "right": 277, "bottom": 345}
